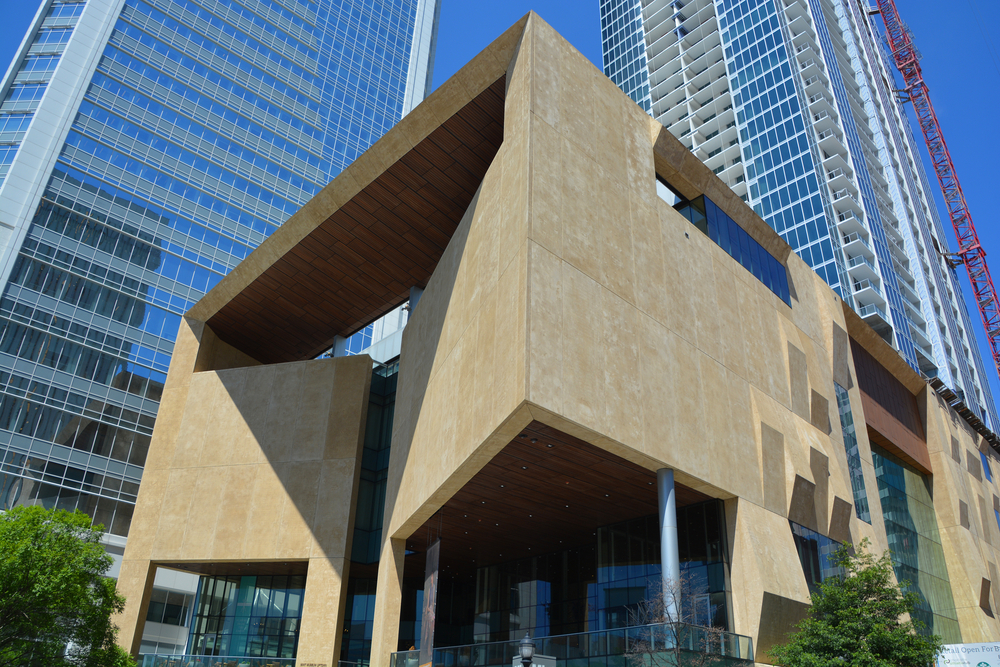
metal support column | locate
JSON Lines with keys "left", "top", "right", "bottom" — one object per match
{"left": 657, "top": 468, "right": 681, "bottom": 620}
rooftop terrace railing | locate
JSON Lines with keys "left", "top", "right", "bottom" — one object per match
{"left": 388, "top": 622, "right": 753, "bottom": 667}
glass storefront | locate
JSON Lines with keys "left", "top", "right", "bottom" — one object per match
{"left": 411, "top": 500, "right": 731, "bottom": 649}
{"left": 187, "top": 574, "right": 305, "bottom": 659}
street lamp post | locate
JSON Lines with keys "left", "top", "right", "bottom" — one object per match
{"left": 519, "top": 632, "right": 535, "bottom": 667}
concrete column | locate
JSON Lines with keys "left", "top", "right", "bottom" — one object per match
{"left": 114, "top": 559, "right": 157, "bottom": 656}
{"left": 297, "top": 557, "right": 349, "bottom": 666}
{"left": 657, "top": 468, "right": 681, "bottom": 621}
{"left": 370, "top": 537, "right": 407, "bottom": 665}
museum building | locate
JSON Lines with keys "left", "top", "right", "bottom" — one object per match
{"left": 116, "top": 14, "right": 1000, "bottom": 667}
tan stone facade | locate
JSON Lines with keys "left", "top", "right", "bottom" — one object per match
{"left": 117, "top": 13, "right": 1000, "bottom": 666}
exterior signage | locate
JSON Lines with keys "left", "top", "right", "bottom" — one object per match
{"left": 938, "top": 643, "right": 1000, "bottom": 667}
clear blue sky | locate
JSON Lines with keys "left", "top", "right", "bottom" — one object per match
{"left": 3, "top": 0, "right": 1000, "bottom": 402}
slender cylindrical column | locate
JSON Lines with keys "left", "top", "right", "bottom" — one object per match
{"left": 657, "top": 468, "right": 681, "bottom": 621}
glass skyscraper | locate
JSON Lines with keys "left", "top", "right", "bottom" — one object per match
{"left": 0, "top": 0, "right": 438, "bottom": 653}
{"left": 599, "top": 0, "right": 997, "bottom": 429}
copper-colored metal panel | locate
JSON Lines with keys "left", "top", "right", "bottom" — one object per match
{"left": 852, "top": 340, "right": 932, "bottom": 474}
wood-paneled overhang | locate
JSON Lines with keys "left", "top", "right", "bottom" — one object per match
{"left": 403, "top": 422, "right": 712, "bottom": 575}
{"left": 194, "top": 77, "right": 505, "bottom": 364}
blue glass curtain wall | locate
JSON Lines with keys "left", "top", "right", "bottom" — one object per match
{"left": 675, "top": 194, "right": 790, "bottom": 304}
{"left": 833, "top": 383, "right": 870, "bottom": 523}
{"left": 802, "top": 0, "right": 918, "bottom": 369}
{"left": 599, "top": 0, "right": 652, "bottom": 111}
{"left": 0, "top": 0, "right": 425, "bottom": 534}
{"left": 0, "top": 0, "right": 86, "bottom": 186}
{"left": 715, "top": 0, "right": 845, "bottom": 295}
{"left": 871, "top": 444, "right": 960, "bottom": 642}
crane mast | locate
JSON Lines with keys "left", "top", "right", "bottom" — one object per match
{"left": 875, "top": 0, "right": 1000, "bottom": 384}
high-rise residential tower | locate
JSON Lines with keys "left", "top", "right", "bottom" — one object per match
{"left": 599, "top": 0, "right": 997, "bottom": 429}
{"left": 0, "top": 0, "right": 438, "bottom": 654}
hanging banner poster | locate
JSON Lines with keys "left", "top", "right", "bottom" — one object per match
{"left": 938, "top": 643, "right": 1000, "bottom": 667}
{"left": 419, "top": 538, "right": 441, "bottom": 667}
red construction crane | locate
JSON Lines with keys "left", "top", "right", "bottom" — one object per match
{"left": 874, "top": 0, "right": 1000, "bottom": 384}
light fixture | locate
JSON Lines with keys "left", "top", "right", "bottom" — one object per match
{"left": 546, "top": 444, "right": 553, "bottom": 448}
{"left": 530, "top": 438, "right": 538, "bottom": 443}
{"left": 519, "top": 632, "right": 535, "bottom": 667}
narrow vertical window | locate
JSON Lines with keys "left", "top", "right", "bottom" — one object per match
{"left": 834, "top": 383, "right": 871, "bottom": 523}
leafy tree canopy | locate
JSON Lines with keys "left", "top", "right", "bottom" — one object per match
{"left": 0, "top": 505, "right": 131, "bottom": 667}
{"left": 770, "top": 538, "right": 942, "bottom": 667}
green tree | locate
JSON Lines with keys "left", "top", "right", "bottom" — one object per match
{"left": 0, "top": 505, "right": 131, "bottom": 667}
{"left": 770, "top": 539, "right": 942, "bottom": 667}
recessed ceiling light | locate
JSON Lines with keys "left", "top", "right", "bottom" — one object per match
{"left": 521, "top": 466, "right": 528, "bottom": 470}
{"left": 500, "top": 484, "right": 505, "bottom": 488}
{"left": 546, "top": 444, "right": 553, "bottom": 448}
{"left": 531, "top": 438, "right": 538, "bottom": 443}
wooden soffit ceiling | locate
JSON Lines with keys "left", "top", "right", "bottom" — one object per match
{"left": 404, "top": 421, "right": 712, "bottom": 572}
{"left": 202, "top": 76, "right": 506, "bottom": 364}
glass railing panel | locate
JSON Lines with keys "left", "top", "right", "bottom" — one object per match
{"left": 138, "top": 655, "right": 296, "bottom": 667}
{"left": 389, "top": 623, "right": 753, "bottom": 667}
